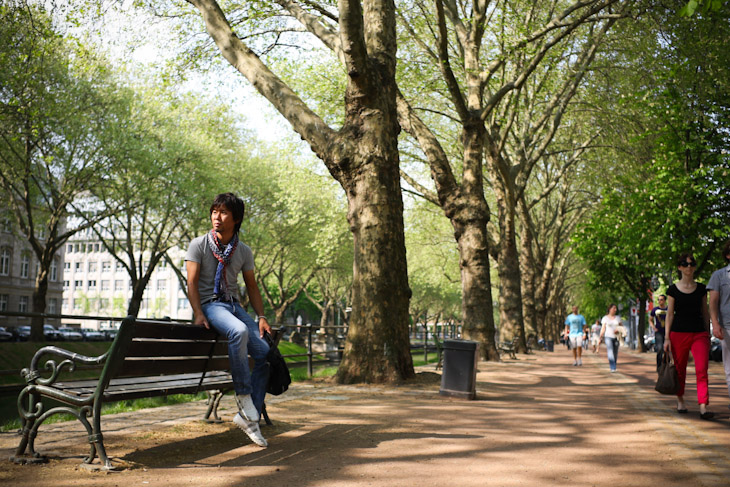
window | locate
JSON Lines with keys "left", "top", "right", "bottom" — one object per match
{"left": 94, "top": 243, "right": 100, "bottom": 252}
{"left": 178, "top": 298, "right": 190, "bottom": 310}
{"left": 64, "top": 262, "right": 71, "bottom": 271}
{"left": 18, "top": 296, "right": 29, "bottom": 313}
{"left": 50, "top": 259, "right": 58, "bottom": 282}
{"left": 62, "top": 298, "right": 68, "bottom": 310}
{"left": 36, "top": 227, "right": 46, "bottom": 239}
{"left": 88, "top": 261, "right": 97, "bottom": 273}
{"left": 74, "top": 280, "right": 83, "bottom": 288}
{"left": 73, "top": 299, "right": 82, "bottom": 311}
{"left": 0, "top": 294, "right": 7, "bottom": 312}
{"left": 115, "top": 261, "right": 124, "bottom": 272}
{"left": 63, "top": 280, "right": 70, "bottom": 289}
{"left": 100, "top": 298, "right": 109, "bottom": 310}
{"left": 20, "top": 252, "right": 30, "bottom": 279}
{"left": 48, "top": 298, "right": 57, "bottom": 314}
{"left": 0, "top": 248, "right": 9, "bottom": 276}
{"left": 157, "top": 279, "right": 167, "bottom": 291}
{"left": 102, "top": 261, "right": 111, "bottom": 273}
{"left": 101, "top": 280, "right": 110, "bottom": 291}
{"left": 88, "top": 280, "right": 97, "bottom": 290}
{"left": 67, "top": 244, "right": 73, "bottom": 253}
{"left": 75, "top": 262, "right": 82, "bottom": 271}
{"left": 74, "top": 243, "right": 80, "bottom": 253}
{"left": 114, "top": 280, "right": 124, "bottom": 291}
{"left": 1, "top": 218, "right": 11, "bottom": 233}
{"left": 159, "top": 260, "right": 168, "bottom": 269}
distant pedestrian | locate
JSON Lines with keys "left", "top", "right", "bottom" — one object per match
{"left": 664, "top": 253, "right": 714, "bottom": 419}
{"left": 708, "top": 240, "right": 730, "bottom": 410}
{"left": 590, "top": 319, "right": 601, "bottom": 354}
{"left": 599, "top": 304, "right": 621, "bottom": 372}
{"left": 564, "top": 306, "right": 586, "bottom": 366}
{"left": 650, "top": 294, "right": 668, "bottom": 368}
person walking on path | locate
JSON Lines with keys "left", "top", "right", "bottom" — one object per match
{"left": 599, "top": 304, "right": 622, "bottom": 372}
{"left": 664, "top": 253, "right": 714, "bottom": 420}
{"left": 650, "top": 294, "right": 668, "bottom": 369}
{"left": 590, "top": 319, "right": 601, "bottom": 354}
{"left": 186, "top": 192, "right": 272, "bottom": 446}
{"left": 564, "top": 306, "right": 587, "bottom": 366}
{"left": 708, "top": 240, "right": 730, "bottom": 410}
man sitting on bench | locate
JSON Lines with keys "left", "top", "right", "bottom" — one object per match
{"left": 186, "top": 192, "right": 271, "bottom": 447}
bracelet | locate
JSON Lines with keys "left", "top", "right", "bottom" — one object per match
{"left": 256, "top": 315, "right": 268, "bottom": 322}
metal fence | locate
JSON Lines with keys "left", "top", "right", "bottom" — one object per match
{"left": 0, "top": 311, "right": 455, "bottom": 382}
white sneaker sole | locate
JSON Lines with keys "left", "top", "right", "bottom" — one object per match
{"left": 234, "top": 413, "right": 268, "bottom": 448}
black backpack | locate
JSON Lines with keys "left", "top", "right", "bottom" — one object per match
{"left": 264, "top": 330, "right": 291, "bottom": 396}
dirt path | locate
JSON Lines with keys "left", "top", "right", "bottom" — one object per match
{"left": 1, "top": 347, "right": 728, "bottom": 486}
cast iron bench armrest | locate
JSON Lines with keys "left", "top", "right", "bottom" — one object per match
{"left": 21, "top": 345, "right": 108, "bottom": 387}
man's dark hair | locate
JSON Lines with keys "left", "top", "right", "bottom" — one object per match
{"left": 210, "top": 193, "right": 245, "bottom": 234}
{"left": 723, "top": 240, "right": 730, "bottom": 263}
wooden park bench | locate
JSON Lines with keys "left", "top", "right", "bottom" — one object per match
{"left": 497, "top": 337, "right": 519, "bottom": 359}
{"left": 10, "top": 315, "right": 271, "bottom": 470}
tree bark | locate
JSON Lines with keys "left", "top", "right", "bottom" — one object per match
{"left": 491, "top": 177, "right": 527, "bottom": 350}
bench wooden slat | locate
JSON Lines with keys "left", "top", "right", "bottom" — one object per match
{"left": 117, "top": 357, "right": 231, "bottom": 378}
{"left": 131, "top": 321, "right": 219, "bottom": 340}
{"left": 54, "top": 371, "right": 234, "bottom": 398}
{"left": 125, "top": 340, "right": 229, "bottom": 358}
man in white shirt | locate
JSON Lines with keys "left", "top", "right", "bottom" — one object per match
{"left": 708, "top": 240, "right": 730, "bottom": 409}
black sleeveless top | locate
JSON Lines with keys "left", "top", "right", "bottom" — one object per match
{"left": 667, "top": 283, "right": 707, "bottom": 333}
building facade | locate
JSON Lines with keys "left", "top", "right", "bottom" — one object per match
{"left": 61, "top": 230, "right": 192, "bottom": 330}
{"left": 0, "top": 217, "right": 64, "bottom": 328}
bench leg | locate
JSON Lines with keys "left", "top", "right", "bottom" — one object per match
{"left": 204, "top": 390, "right": 225, "bottom": 423}
{"left": 261, "top": 403, "right": 272, "bottom": 426}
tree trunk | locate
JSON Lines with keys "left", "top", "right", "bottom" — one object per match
{"left": 127, "top": 284, "right": 143, "bottom": 318}
{"left": 494, "top": 191, "right": 527, "bottom": 350}
{"left": 30, "top": 270, "right": 49, "bottom": 342}
{"left": 517, "top": 203, "right": 538, "bottom": 340}
{"left": 189, "top": 0, "right": 413, "bottom": 383}
{"left": 336, "top": 143, "right": 414, "bottom": 383}
{"left": 454, "top": 217, "right": 499, "bottom": 360}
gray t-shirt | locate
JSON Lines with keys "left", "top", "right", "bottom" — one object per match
{"left": 707, "top": 264, "right": 730, "bottom": 327}
{"left": 185, "top": 235, "right": 254, "bottom": 303}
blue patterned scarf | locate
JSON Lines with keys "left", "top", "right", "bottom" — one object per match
{"left": 207, "top": 230, "right": 238, "bottom": 301}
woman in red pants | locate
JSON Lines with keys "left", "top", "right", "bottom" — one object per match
{"left": 664, "top": 253, "right": 714, "bottom": 419}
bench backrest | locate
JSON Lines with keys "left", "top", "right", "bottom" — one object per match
{"left": 99, "top": 316, "right": 229, "bottom": 386}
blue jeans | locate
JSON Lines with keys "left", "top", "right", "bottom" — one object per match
{"left": 202, "top": 301, "right": 269, "bottom": 413}
{"left": 605, "top": 337, "right": 619, "bottom": 371}
{"left": 654, "top": 332, "right": 665, "bottom": 370}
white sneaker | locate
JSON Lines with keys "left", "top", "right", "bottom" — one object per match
{"left": 234, "top": 413, "right": 268, "bottom": 447}
{"left": 235, "top": 394, "right": 260, "bottom": 423}
{"left": 573, "top": 361, "right": 577, "bottom": 366}
{"left": 578, "top": 359, "right": 582, "bottom": 366}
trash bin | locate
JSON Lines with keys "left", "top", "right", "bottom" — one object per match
{"left": 439, "top": 339, "right": 479, "bottom": 399}
{"left": 546, "top": 340, "right": 554, "bottom": 352}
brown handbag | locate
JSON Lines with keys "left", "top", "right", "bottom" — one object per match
{"left": 655, "top": 352, "right": 680, "bottom": 395}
